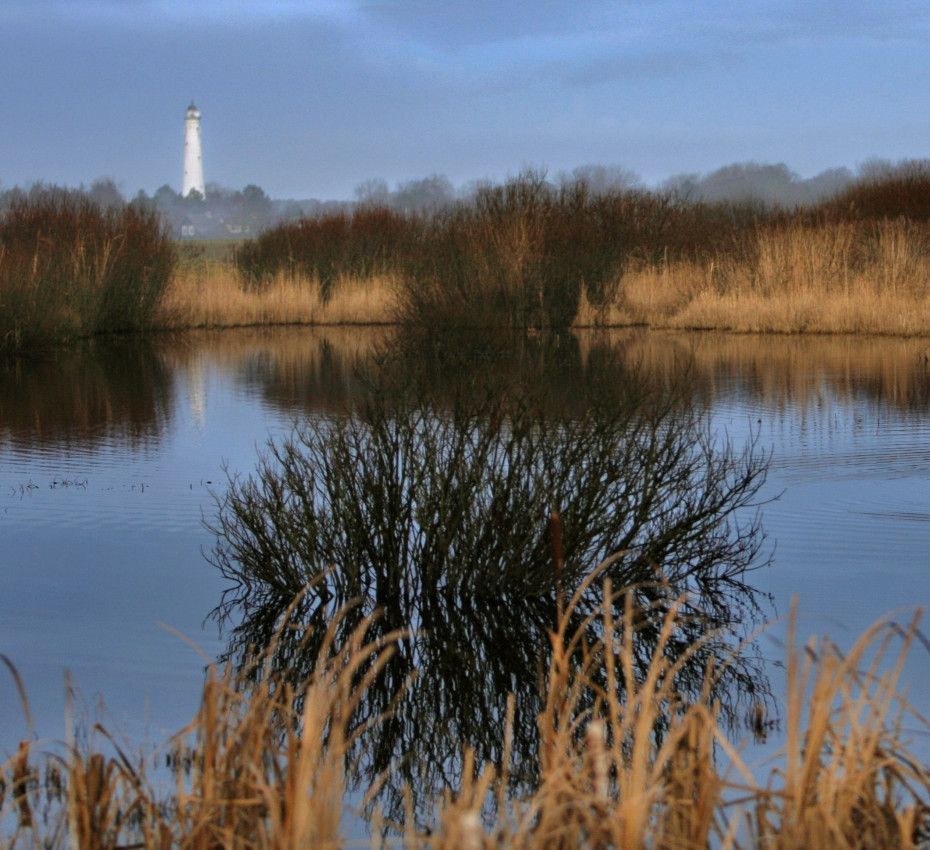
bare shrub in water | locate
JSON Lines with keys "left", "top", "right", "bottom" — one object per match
{"left": 209, "top": 365, "right": 772, "bottom": 818}
{"left": 211, "top": 381, "right": 769, "bottom": 638}
{"left": 214, "top": 394, "right": 768, "bottom": 602}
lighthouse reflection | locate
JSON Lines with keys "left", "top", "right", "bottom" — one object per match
{"left": 210, "top": 334, "right": 773, "bottom": 822}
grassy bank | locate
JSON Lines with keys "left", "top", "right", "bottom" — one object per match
{"left": 234, "top": 176, "right": 763, "bottom": 331}
{"left": 2, "top": 589, "right": 927, "bottom": 848}
{"left": 225, "top": 169, "right": 930, "bottom": 337}
{"left": 164, "top": 218, "right": 930, "bottom": 336}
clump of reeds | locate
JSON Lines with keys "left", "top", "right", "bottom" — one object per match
{"left": 1, "top": 600, "right": 401, "bottom": 849}
{"left": 424, "top": 589, "right": 930, "bottom": 850}
{"left": 2, "top": 588, "right": 927, "bottom": 848}
{"left": 400, "top": 179, "right": 765, "bottom": 330}
{"left": 0, "top": 191, "right": 175, "bottom": 352}
{"left": 158, "top": 264, "right": 398, "bottom": 329}
{"left": 576, "top": 218, "right": 930, "bottom": 336}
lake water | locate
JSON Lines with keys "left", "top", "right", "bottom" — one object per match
{"left": 2, "top": 327, "right": 928, "bottom": 801}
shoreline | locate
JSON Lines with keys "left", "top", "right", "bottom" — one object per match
{"left": 10, "top": 311, "right": 930, "bottom": 355}
{"left": 163, "top": 255, "right": 930, "bottom": 339}
{"left": 10, "top": 262, "right": 930, "bottom": 353}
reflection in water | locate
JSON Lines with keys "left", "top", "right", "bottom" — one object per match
{"left": 210, "top": 336, "right": 773, "bottom": 820}
{"left": 0, "top": 340, "right": 174, "bottom": 450}
{"left": 584, "top": 330, "right": 930, "bottom": 416}
{"left": 3, "top": 324, "right": 929, "bottom": 821}
{"left": 5, "top": 328, "right": 930, "bottom": 455}
{"left": 161, "top": 327, "right": 387, "bottom": 416}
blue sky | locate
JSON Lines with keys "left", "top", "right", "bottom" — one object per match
{"left": 2, "top": 0, "right": 929, "bottom": 198}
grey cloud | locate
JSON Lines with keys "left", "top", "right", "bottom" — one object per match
{"left": 559, "top": 49, "right": 739, "bottom": 88}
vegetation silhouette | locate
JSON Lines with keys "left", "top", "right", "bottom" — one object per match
{"left": 209, "top": 335, "right": 773, "bottom": 820}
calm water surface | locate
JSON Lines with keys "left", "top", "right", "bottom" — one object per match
{"left": 1, "top": 328, "right": 928, "bottom": 763}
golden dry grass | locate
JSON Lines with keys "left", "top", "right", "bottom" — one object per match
{"left": 157, "top": 263, "right": 398, "bottom": 330}
{"left": 156, "top": 221, "right": 930, "bottom": 337}
{"left": 2, "top": 580, "right": 927, "bottom": 849}
{"left": 577, "top": 221, "right": 930, "bottom": 336}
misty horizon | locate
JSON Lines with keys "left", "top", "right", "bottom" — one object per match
{"left": 5, "top": 155, "right": 922, "bottom": 242}
{"left": 2, "top": 157, "right": 923, "bottom": 207}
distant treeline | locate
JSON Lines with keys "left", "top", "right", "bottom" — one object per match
{"left": 3, "top": 158, "right": 929, "bottom": 240}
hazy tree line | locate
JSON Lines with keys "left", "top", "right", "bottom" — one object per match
{"left": 2, "top": 159, "right": 928, "bottom": 239}
{"left": 0, "top": 180, "right": 337, "bottom": 239}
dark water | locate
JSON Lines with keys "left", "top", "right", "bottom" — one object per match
{"left": 1, "top": 327, "right": 928, "bottom": 797}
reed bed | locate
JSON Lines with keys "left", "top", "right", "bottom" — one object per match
{"left": 158, "top": 264, "right": 398, "bottom": 329}
{"left": 2, "top": 588, "right": 927, "bottom": 849}
{"left": 226, "top": 172, "right": 930, "bottom": 336}
{"left": 0, "top": 193, "right": 174, "bottom": 352}
{"left": 197, "top": 212, "right": 930, "bottom": 336}
{"left": 198, "top": 236, "right": 930, "bottom": 336}
{"left": 12, "top": 171, "right": 930, "bottom": 345}
{"left": 234, "top": 176, "right": 766, "bottom": 332}
{"left": 576, "top": 220, "right": 930, "bottom": 336}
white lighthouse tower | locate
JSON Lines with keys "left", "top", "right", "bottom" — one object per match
{"left": 182, "top": 102, "right": 205, "bottom": 198}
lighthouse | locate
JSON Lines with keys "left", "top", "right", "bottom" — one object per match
{"left": 182, "top": 102, "right": 205, "bottom": 198}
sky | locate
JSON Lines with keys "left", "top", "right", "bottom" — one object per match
{"left": 2, "top": 0, "right": 930, "bottom": 199}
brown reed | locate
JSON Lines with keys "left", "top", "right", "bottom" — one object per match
{"left": 576, "top": 220, "right": 930, "bottom": 336}
{"left": 2, "top": 585, "right": 926, "bottom": 849}
{"left": 169, "top": 201, "right": 930, "bottom": 337}
{"left": 158, "top": 264, "right": 398, "bottom": 329}
{"left": 12, "top": 173, "right": 930, "bottom": 347}
{"left": 0, "top": 192, "right": 174, "bottom": 352}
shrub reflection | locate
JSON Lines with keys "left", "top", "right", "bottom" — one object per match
{"left": 210, "top": 337, "right": 772, "bottom": 820}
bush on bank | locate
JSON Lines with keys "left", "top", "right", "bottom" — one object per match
{"left": 0, "top": 192, "right": 175, "bottom": 352}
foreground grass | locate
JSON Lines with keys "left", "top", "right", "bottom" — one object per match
{"left": 2, "top": 586, "right": 927, "bottom": 849}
